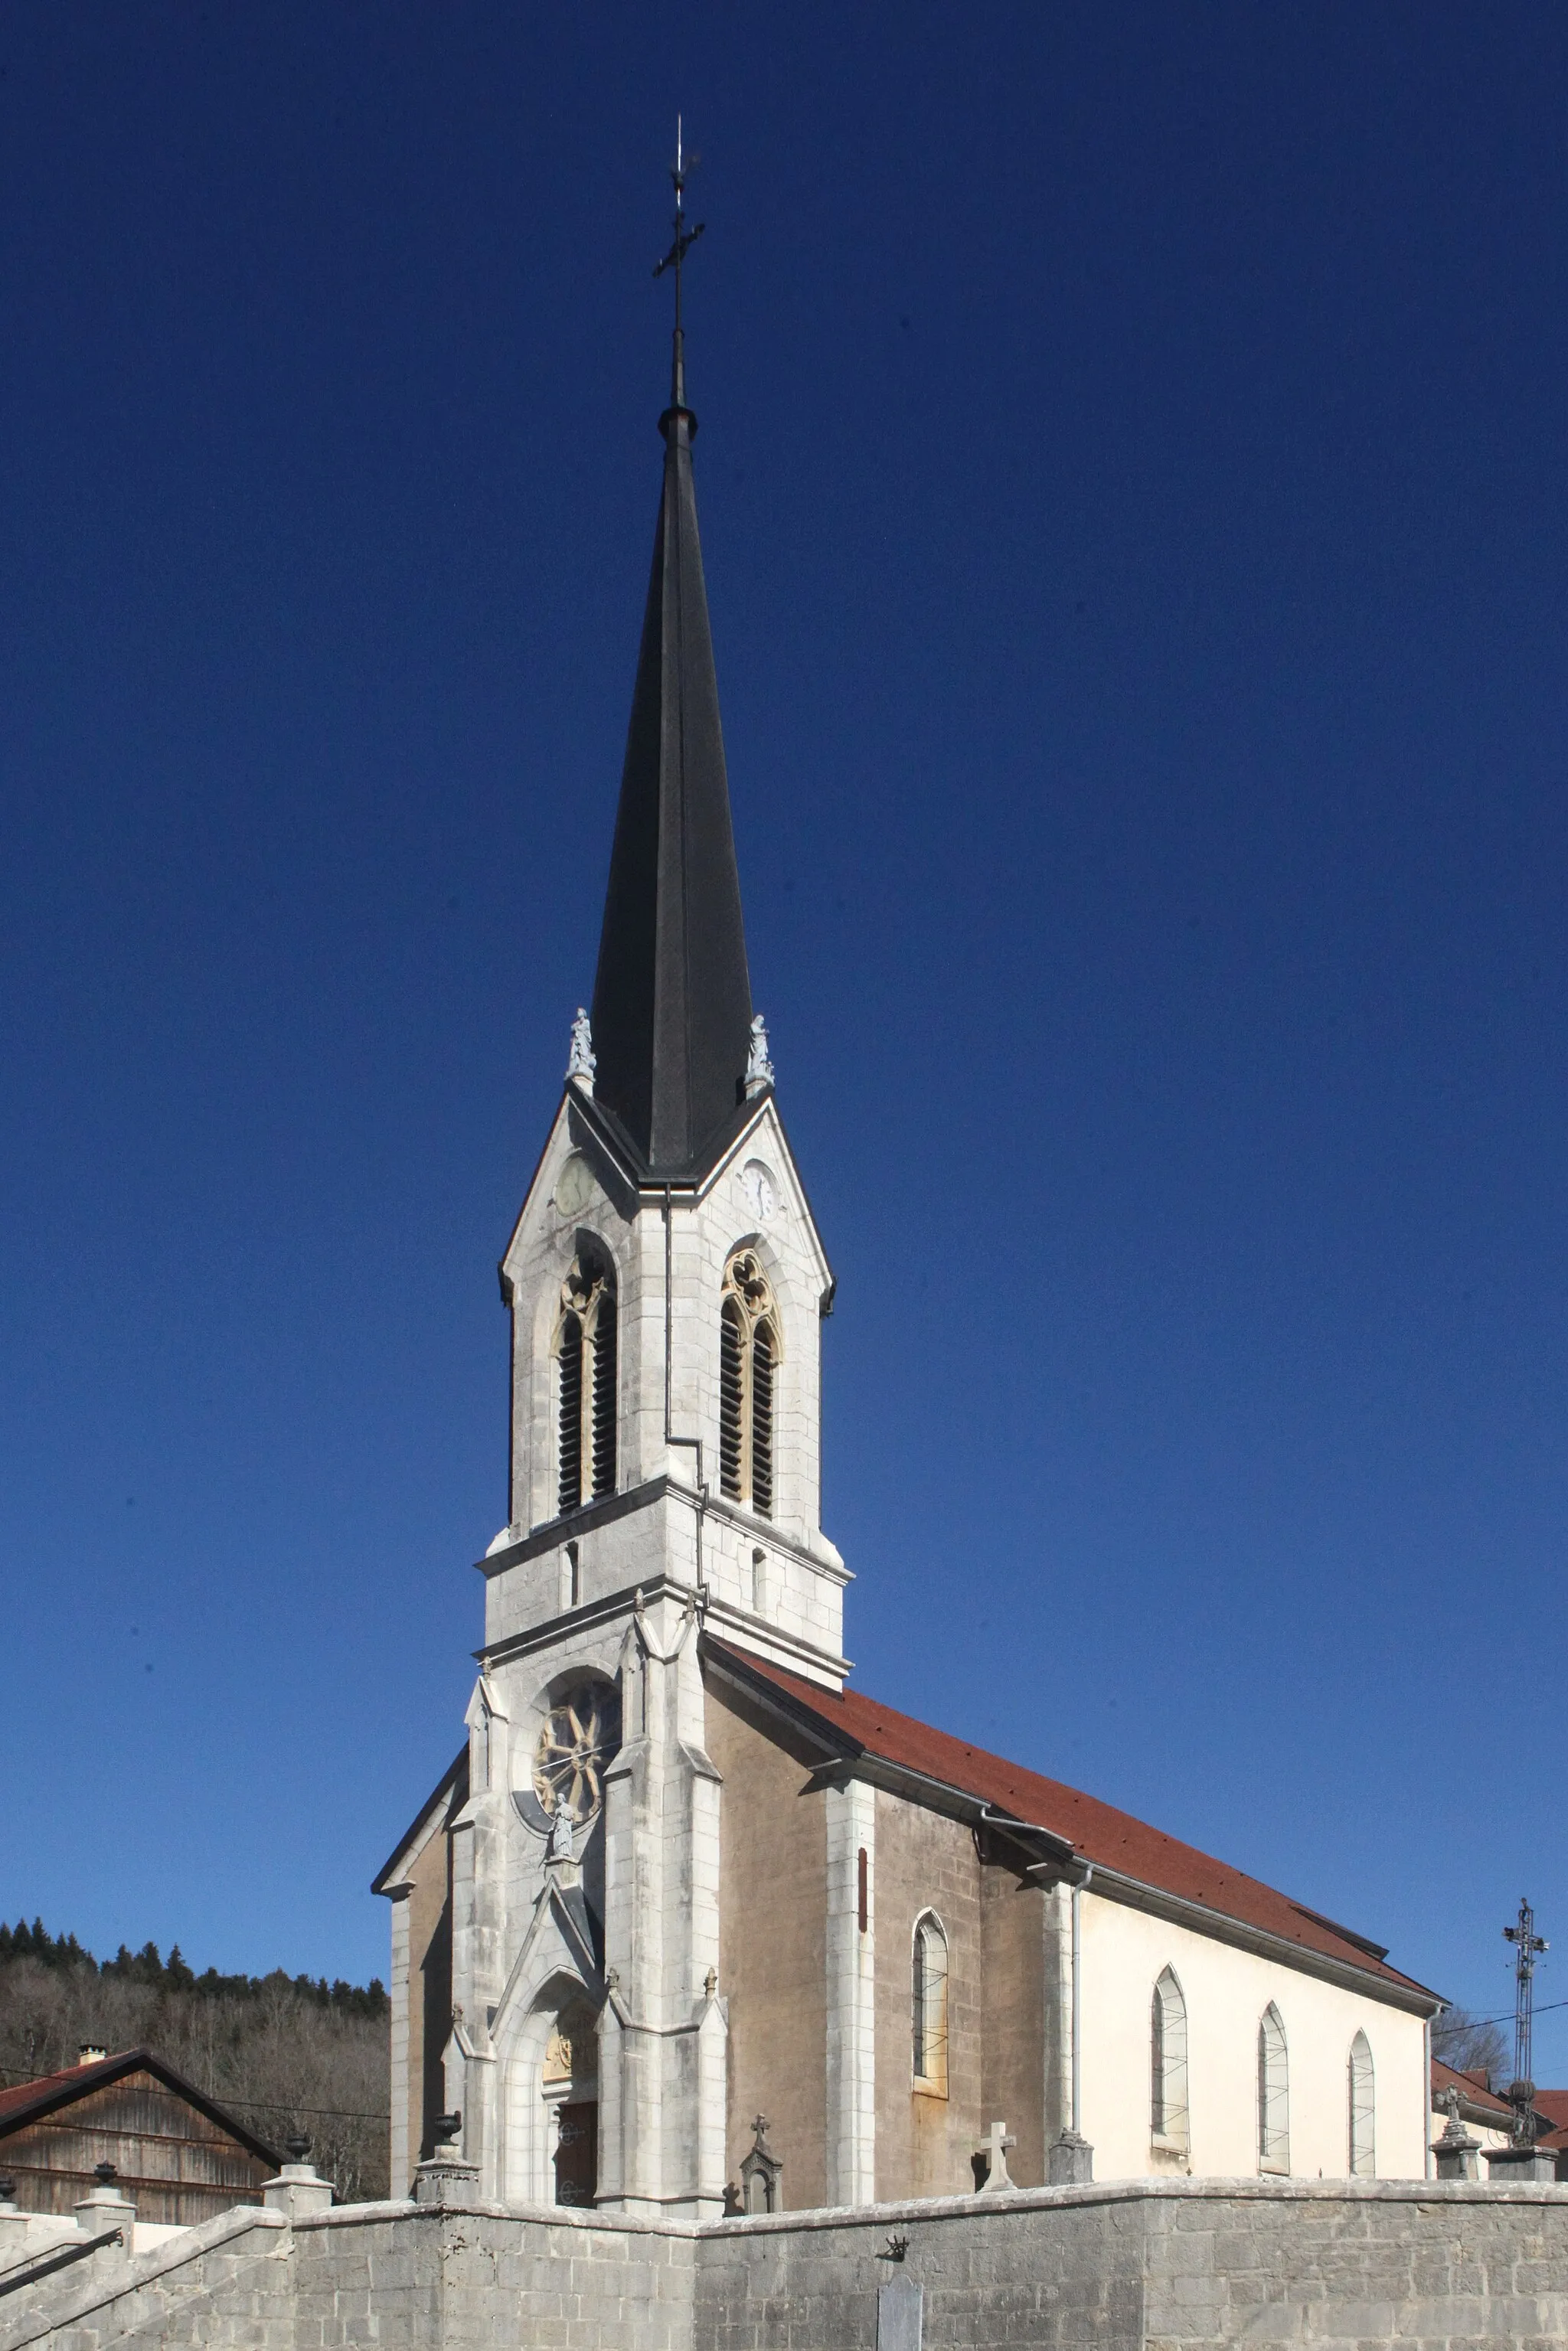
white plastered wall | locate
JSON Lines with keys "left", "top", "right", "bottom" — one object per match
{"left": 1077, "top": 1890, "right": 1430, "bottom": 2182}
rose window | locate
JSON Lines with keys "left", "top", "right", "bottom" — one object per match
{"left": 532, "top": 1685, "right": 620, "bottom": 1826}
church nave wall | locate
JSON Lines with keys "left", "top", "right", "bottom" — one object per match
{"left": 979, "top": 1853, "right": 1049, "bottom": 2188}
{"left": 871, "top": 1789, "right": 985, "bottom": 2202}
{"left": 705, "top": 1673, "right": 828, "bottom": 2210}
{"left": 1076, "top": 1889, "right": 1429, "bottom": 2185}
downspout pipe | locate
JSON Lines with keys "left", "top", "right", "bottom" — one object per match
{"left": 1070, "top": 1860, "right": 1094, "bottom": 2137}
{"left": 662, "top": 1184, "right": 707, "bottom": 1601}
{"left": 1424, "top": 2010, "right": 1436, "bottom": 2180}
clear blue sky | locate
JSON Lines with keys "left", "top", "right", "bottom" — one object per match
{"left": 2, "top": 3, "right": 1565, "bottom": 2072}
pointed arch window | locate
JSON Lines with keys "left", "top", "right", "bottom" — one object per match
{"left": 911, "top": 1911, "right": 949, "bottom": 2095}
{"left": 1150, "top": 1967, "right": 1190, "bottom": 2154}
{"left": 1257, "top": 2003, "right": 1289, "bottom": 2174}
{"left": 554, "top": 1244, "right": 616, "bottom": 1515}
{"left": 1348, "top": 2031, "right": 1375, "bottom": 2176}
{"left": 719, "top": 1250, "right": 780, "bottom": 1517}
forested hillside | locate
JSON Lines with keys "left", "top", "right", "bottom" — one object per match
{"left": 0, "top": 1921, "right": 390, "bottom": 2202}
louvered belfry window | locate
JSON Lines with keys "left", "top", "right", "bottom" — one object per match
{"left": 750, "top": 1324, "right": 775, "bottom": 1516}
{"left": 720, "top": 1299, "right": 745, "bottom": 1498}
{"left": 554, "top": 1245, "right": 616, "bottom": 1516}
{"left": 591, "top": 1288, "right": 617, "bottom": 1498}
{"left": 719, "top": 1249, "right": 779, "bottom": 1518}
{"left": 557, "top": 1313, "right": 584, "bottom": 1512}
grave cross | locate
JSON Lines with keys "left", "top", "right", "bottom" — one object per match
{"left": 1436, "top": 2084, "right": 1472, "bottom": 2148}
{"left": 976, "top": 2119, "right": 1017, "bottom": 2191}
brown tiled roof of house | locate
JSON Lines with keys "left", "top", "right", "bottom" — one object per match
{"left": 0, "top": 2062, "right": 87, "bottom": 2127}
{"left": 708, "top": 1641, "right": 1437, "bottom": 2005}
{"left": 0, "top": 2049, "right": 281, "bottom": 2166}
{"left": 1431, "top": 2055, "right": 1511, "bottom": 2118}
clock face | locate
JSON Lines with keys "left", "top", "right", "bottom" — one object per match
{"left": 553, "top": 1152, "right": 596, "bottom": 1218}
{"left": 741, "top": 1160, "right": 776, "bottom": 1222}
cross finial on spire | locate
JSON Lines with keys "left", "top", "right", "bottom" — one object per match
{"left": 592, "top": 132, "right": 753, "bottom": 1175}
{"left": 653, "top": 115, "right": 705, "bottom": 410}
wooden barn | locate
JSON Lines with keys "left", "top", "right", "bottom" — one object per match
{"left": 0, "top": 2049, "right": 281, "bottom": 2226}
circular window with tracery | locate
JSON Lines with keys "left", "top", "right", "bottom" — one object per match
{"left": 532, "top": 1685, "right": 621, "bottom": 1826}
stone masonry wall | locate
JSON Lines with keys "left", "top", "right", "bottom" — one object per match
{"left": 6, "top": 2179, "right": 1568, "bottom": 2351}
{"left": 0, "top": 2207, "right": 294, "bottom": 2351}
{"left": 707, "top": 1676, "right": 829, "bottom": 2208}
{"left": 697, "top": 2180, "right": 1568, "bottom": 2351}
{"left": 873, "top": 1790, "right": 984, "bottom": 2202}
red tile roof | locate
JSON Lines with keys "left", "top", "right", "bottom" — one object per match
{"left": 0, "top": 2061, "right": 92, "bottom": 2126}
{"left": 1532, "top": 2088, "right": 1568, "bottom": 2132}
{"left": 0, "top": 2049, "right": 281, "bottom": 2167}
{"left": 709, "top": 1641, "right": 1436, "bottom": 2004}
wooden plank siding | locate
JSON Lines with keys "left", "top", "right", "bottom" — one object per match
{"left": 0, "top": 2065, "right": 274, "bottom": 2225}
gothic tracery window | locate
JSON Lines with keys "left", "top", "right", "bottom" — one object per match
{"left": 1257, "top": 2003, "right": 1289, "bottom": 2174}
{"left": 719, "top": 1249, "right": 779, "bottom": 1517}
{"left": 1150, "top": 1966, "right": 1190, "bottom": 2153}
{"left": 1348, "top": 2030, "right": 1375, "bottom": 2176}
{"left": 554, "top": 1243, "right": 616, "bottom": 1515}
{"left": 911, "top": 1911, "right": 949, "bottom": 2095}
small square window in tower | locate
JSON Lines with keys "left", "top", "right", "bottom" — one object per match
{"left": 719, "top": 1249, "right": 779, "bottom": 1517}
{"left": 553, "top": 1244, "right": 617, "bottom": 1517}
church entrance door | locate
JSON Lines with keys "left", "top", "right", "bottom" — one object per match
{"left": 553, "top": 2102, "right": 597, "bottom": 2206}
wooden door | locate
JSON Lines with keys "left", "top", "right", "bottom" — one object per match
{"left": 553, "top": 2102, "right": 597, "bottom": 2206}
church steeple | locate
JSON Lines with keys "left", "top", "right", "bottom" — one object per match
{"left": 588, "top": 149, "right": 753, "bottom": 1178}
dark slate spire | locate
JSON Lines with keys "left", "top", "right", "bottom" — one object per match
{"left": 589, "top": 306, "right": 754, "bottom": 1177}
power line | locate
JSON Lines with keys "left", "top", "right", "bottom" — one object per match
{"left": 1436, "top": 1995, "right": 1568, "bottom": 2036}
{"left": 0, "top": 2064, "right": 387, "bottom": 2124}
{"left": 221, "top": 2098, "right": 390, "bottom": 2124}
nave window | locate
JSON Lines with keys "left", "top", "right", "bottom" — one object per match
{"left": 1348, "top": 2030, "right": 1375, "bottom": 2177}
{"left": 1257, "top": 2003, "right": 1289, "bottom": 2174}
{"left": 1150, "top": 1967, "right": 1190, "bottom": 2154}
{"left": 911, "top": 1911, "right": 949, "bottom": 2095}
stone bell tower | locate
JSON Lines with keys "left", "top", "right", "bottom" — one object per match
{"left": 425, "top": 300, "right": 844, "bottom": 2221}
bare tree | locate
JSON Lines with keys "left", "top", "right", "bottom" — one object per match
{"left": 0, "top": 1951, "right": 389, "bottom": 2202}
{"left": 1432, "top": 2003, "right": 1510, "bottom": 2091}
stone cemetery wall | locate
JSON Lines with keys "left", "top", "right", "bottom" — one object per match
{"left": 5, "top": 2175, "right": 1568, "bottom": 2351}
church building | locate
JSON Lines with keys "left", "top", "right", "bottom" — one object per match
{"left": 374, "top": 295, "right": 1442, "bottom": 2220}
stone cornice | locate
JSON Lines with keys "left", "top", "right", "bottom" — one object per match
{"left": 475, "top": 1475, "right": 851, "bottom": 1589}
{"left": 478, "top": 1571, "right": 850, "bottom": 1683}
{"left": 289, "top": 2168, "right": 1568, "bottom": 2246}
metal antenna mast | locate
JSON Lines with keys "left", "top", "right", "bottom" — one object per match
{"left": 653, "top": 115, "right": 705, "bottom": 408}
{"left": 1503, "top": 1895, "right": 1548, "bottom": 2146}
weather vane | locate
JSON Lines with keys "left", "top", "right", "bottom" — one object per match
{"left": 653, "top": 116, "right": 705, "bottom": 372}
